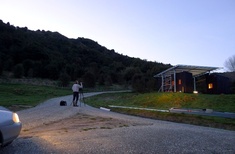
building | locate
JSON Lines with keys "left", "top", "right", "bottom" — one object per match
{"left": 154, "top": 64, "right": 226, "bottom": 94}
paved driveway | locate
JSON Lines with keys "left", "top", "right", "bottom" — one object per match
{"left": 1, "top": 92, "right": 235, "bottom": 154}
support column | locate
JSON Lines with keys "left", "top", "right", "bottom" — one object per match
{"left": 174, "top": 69, "right": 176, "bottom": 92}
{"left": 161, "top": 74, "right": 164, "bottom": 92}
{"left": 193, "top": 77, "right": 196, "bottom": 91}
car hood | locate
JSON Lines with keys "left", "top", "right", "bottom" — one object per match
{"left": 0, "top": 108, "right": 15, "bottom": 126}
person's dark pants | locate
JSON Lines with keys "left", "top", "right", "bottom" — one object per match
{"left": 73, "top": 92, "right": 79, "bottom": 106}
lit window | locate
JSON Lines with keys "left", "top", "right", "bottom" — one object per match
{"left": 208, "top": 83, "right": 213, "bottom": 89}
{"left": 178, "top": 79, "right": 182, "bottom": 85}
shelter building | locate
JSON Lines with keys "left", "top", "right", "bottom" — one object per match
{"left": 154, "top": 65, "right": 221, "bottom": 93}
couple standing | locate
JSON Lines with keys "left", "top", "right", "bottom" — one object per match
{"left": 72, "top": 80, "right": 83, "bottom": 107}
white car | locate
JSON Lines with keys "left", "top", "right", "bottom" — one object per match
{"left": 0, "top": 106, "right": 22, "bottom": 147}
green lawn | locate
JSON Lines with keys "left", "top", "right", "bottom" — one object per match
{"left": 85, "top": 92, "right": 235, "bottom": 112}
{"left": 85, "top": 92, "right": 235, "bottom": 130}
{"left": 1, "top": 83, "right": 234, "bottom": 130}
{"left": 0, "top": 83, "right": 71, "bottom": 108}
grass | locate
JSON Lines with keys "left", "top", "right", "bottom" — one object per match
{"left": 1, "top": 83, "right": 235, "bottom": 130}
{"left": 0, "top": 83, "right": 71, "bottom": 108}
{"left": 0, "top": 82, "right": 125, "bottom": 109}
{"left": 85, "top": 92, "right": 235, "bottom": 130}
{"left": 85, "top": 92, "right": 235, "bottom": 112}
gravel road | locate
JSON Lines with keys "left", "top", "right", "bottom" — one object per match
{"left": 1, "top": 92, "right": 235, "bottom": 154}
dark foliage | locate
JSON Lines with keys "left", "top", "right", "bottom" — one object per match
{"left": 58, "top": 71, "right": 71, "bottom": 87}
{"left": 13, "top": 63, "right": 24, "bottom": 78}
{"left": 0, "top": 20, "right": 171, "bottom": 90}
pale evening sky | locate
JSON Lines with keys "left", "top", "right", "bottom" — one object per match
{"left": 0, "top": 0, "right": 234, "bottom": 72}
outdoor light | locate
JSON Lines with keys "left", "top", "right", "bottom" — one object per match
{"left": 193, "top": 91, "right": 198, "bottom": 94}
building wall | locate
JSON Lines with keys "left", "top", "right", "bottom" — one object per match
{"left": 169, "top": 71, "right": 194, "bottom": 93}
{"left": 175, "top": 72, "right": 193, "bottom": 93}
{"left": 206, "top": 74, "right": 231, "bottom": 94}
{"left": 155, "top": 71, "right": 234, "bottom": 94}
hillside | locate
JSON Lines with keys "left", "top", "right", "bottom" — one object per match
{"left": 0, "top": 20, "right": 171, "bottom": 90}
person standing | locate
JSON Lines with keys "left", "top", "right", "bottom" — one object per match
{"left": 72, "top": 80, "right": 83, "bottom": 107}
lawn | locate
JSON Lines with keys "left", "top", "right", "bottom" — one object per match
{"left": 0, "top": 83, "right": 71, "bottom": 109}
{"left": 1, "top": 83, "right": 234, "bottom": 130}
{"left": 85, "top": 92, "right": 235, "bottom": 112}
{"left": 85, "top": 92, "right": 235, "bottom": 130}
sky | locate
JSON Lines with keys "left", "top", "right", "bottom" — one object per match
{"left": 0, "top": 0, "right": 234, "bottom": 72}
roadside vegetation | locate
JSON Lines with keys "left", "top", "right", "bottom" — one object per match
{"left": 85, "top": 92, "right": 235, "bottom": 131}
{"left": 0, "top": 82, "right": 125, "bottom": 110}
{"left": 85, "top": 92, "right": 235, "bottom": 112}
{"left": 0, "top": 83, "right": 71, "bottom": 110}
{"left": 0, "top": 83, "right": 234, "bottom": 130}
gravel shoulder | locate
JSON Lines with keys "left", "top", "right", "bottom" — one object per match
{"left": 1, "top": 92, "right": 235, "bottom": 154}
{"left": 17, "top": 91, "right": 146, "bottom": 130}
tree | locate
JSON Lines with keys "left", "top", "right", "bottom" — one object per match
{"left": 45, "top": 62, "right": 60, "bottom": 80}
{"left": 0, "top": 61, "right": 3, "bottom": 75}
{"left": 58, "top": 71, "right": 71, "bottom": 87}
{"left": 23, "top": 59, "right": 33, "bottom": 77}
{"left": 105, "top": 75, "right": 113, "bottom": 86}
{"left": 131, "top": 73, "right": 146, "bottom": 93}
{"left": 0, "top": 20, "right": 172, "bottom": 84}
{"left": 123, "top": 67, "right": 141, "bottom": 83}
{"left": 224, "top": 55, "right": 235, "bottom": 72}
{"left": 82, "top": 72, "right": 96, "bottom": 88}
{"left": 13, "top": 64, "right": 24, "bottom": 78}
{"left": 146, "top": 78, "right": 157, "bottom": 92}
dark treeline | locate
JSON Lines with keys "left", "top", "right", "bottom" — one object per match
{"left": 0, "top": 20, "right": 171, "bottom": 92}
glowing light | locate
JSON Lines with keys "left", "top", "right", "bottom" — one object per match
{"left": 12, "top": 113, "right": 20, "bottom": 123}
{"left": 208, "top": 83, "right": 213, "bottom": 89}
{"left": 193, "top": 91, "right": 198, "bottom": 94}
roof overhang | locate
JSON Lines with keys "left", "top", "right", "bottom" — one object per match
{"left": 154, "top": 64, "right": 221, "bottom": 78}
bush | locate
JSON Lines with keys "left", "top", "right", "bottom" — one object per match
{"left": 13, "top": 64, "right": 24, "bottom": 78}
{"left": 58, "top": 72, "right": 71, "bottom": 87}
{"left": 131, "top": 73, "right": 145, "bottom": 93}
{"left": 82, "top": 72, "right": 96, "bottom": 88}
